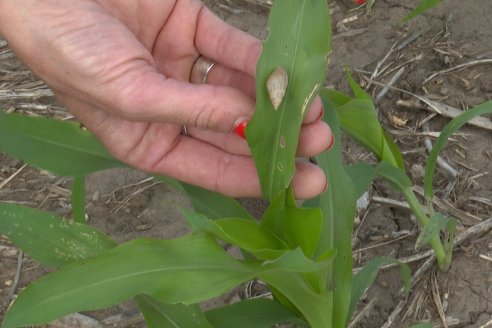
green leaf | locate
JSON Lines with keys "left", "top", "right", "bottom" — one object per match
{"left": 0, "top": 112, "right": 124, "bottom": 176}
{"left": 318, "top": 90, "right": 358, "bottom": 327}
{"left": 71, "top": 176, "right": 86, "bottom": 224}
{"left": 205, "top": 298, "right": 306, "bottom": 328}
{"left": 0, "top": 203, "right": 116, "bottom": 267}
{"left": 263, "top": 247, "right": 335, "bottom": 273}
{"left": 401, "top": 0, "right": 441, "bottom": 23}
{"left": 261, "top": 271, "right": 333, "bottom": 328}
{"left": 158, "top": 176, "right": 254, "bottom": 221}
{"left": 246, "top": 0, "right": 331, "bottom": 200}
{"left": 135, "top": 295, "right": 214, "bottom": 328}
{"left": 180, "top": 208, "right": 332, "bottom": 272}
{"left": 350, "top": 257, "right": 411, "bottom": 319}
{"left": 345, "top": 68, "right": 372, "bottom": 101}
{"left": 262, "top": 190, "right": 323, "bottom": 258}
{"left": 180, "top": 208, "right": 287, "bottom": 259}
{"left": 344, "top": 162, "right": 376, "bottom": 199}
{"left": 376, "top": 161, "right": 413, "bottom": 192}
{"left": 336, "top": 98, "right": 404, "bottom": 169}
{"left": 424, "top": 101, "right": 492, "bottom": 200}
{"left": 2, "top": 235, "right": 258, "bottom": 328}
{"left": 415, "top": 212, "right": 450, "bottom": 250}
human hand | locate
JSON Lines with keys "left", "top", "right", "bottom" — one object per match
{"left": 0, "top": 0, "right": 333, "bottom": 198}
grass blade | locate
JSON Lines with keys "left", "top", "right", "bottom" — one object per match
{"left": 0, "top": 203, "right": 116, "bottom": 267}
{"left": 0, "top": 112, "right": 124, "bottom": 176}
{"left": 401, "top": 0, "right": 441, "bottom": 23}
{"left": 246, "top": 0, "right": 331, "bottom": 199}
{"left": 424, "top": 101, "right": 492, "bottom": 200}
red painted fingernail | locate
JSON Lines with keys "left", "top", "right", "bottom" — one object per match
{"left": 327, "top": 135, "right": 335, "bottom": 150}
{"left": 233, "top": 120, "right": 248, "bottom": 139}
{"left": 355, "top": 0, "right": 366, "bottom": 4}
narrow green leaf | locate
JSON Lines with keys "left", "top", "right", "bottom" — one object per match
{"left": 180, "top": 208, "right": 331, "bottom": 272}
{"left": 262, "top": 247, "right": 335, "bottom": 273}
{"left": 415, "top": 212, "right": 450, "bottom": 250}
{"left": 180, "top": 208, "right": 287, "bottom": 259}
{"left": 2, "top": 235, "right": 258, "bottom": 328}
{"left": 136, "top": 295, "right": 213, "bottom": 328}
{"left": 321, "top": 89, "right": 352, "bottom": 108}
{"left": 71, "top": 176, "right": 86, "bottom": 224}
{"left": 0, "top": 203, "right": 116, "bottom": 267}
{"left": 261, "top": 271, "right": 333, "bottom": 328}
{"left": 345, "top": 68, "right": 372, "bottom": 101}
{"left": 318, "top": 90, "right": 358, "bottom": 327}
{"left": 424, "top": 101, "right": 492, "bottom": 200}
{"left": 205, "top": 298, "right": 306, "bottom": 328}
{"left": 246, "top": 0, "right": 331, "bottom": 199}
{"left": 0, "top": 112, "right": 124, "bottom": 176}
{"left": 350, "top": 257, "right": 411, "bottom": 319}
{"left": 157, "top": 176, "right": 254, "bottom": 220}
{"left": 401, "top": 0, "right": 441, "bottom": 23}
{"left": 336, "top": 99, "right": 404, "bottom": 169}
{"left": 376, "top": 161, "right": 413, "bottom": 192}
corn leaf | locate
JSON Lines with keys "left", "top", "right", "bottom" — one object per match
{"left": 0, "top": 112, "right": 124, "bottom": 175}
{"left": 317, "top": 90, "right": 358, "bottom": 327}
{"left": 205, "top": 298, "right": 306, "bottom": 328}
{"left": 350, "top": 257, "right": 410, "bottom": 319}
{"left": 260, "top": 271, "right": 332, "bottom": 328}
{"left": 135, "top": 295, "right": 214, "bottom": 328}
{"left": 0, "top": 203, "right": 116, "bottom": 267}
{"left": 262, "top": 190, "right": 323, "bottom": 259}
{"left": 2, "top": 234, "right": 258, "bottom": 328}
{"left": 158, "top": 176, "right": 254, "bottom": 221}
{"left": 415, "top": 212, "right": 451, "bottom": 250}
{"left": 246, "top": 0, "right": 331, "bottom": 200}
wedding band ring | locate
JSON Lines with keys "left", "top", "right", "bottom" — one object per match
{"left": 181, "top": 125, "right": 189, "bottom": 136}
{"left": 190, "top": 56, "right": 216, "bottom": 84}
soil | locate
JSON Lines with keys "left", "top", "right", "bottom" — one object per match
{"left": 1, "top": 0, "right": 492, "bottom": 327}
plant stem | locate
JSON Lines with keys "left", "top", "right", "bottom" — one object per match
{"left": 402, "top": 188, "right": 449, "bottom": 271}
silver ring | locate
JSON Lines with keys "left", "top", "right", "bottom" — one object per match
{"left": 190, "top": 56, "right": 216, "bottom": 84}
{"left": 181, "top": 125, "right": 189, "bottom": 136}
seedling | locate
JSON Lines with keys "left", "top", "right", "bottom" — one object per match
{"left": 1, "top": 0, "right": 488, "bottom": 327}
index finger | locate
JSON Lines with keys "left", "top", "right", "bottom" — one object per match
{"left": 195, "top": 7, "right": 261, "bottom": 77}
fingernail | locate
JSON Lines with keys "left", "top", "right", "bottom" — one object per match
{"left": 327, "top": 135, "right": 335, "bottom": 151}
{"left": 316, "top": 106, "right": 325, "bottom": 122}
{"left": 233, "top": 119, "right": 249, "bottom": 139}
{"left": 323, "top": 179, "right": 329, "bottom": 193}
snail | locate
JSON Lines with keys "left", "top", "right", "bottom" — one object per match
{"left": 266, "top": 67, "right": 288, "bottom": 110}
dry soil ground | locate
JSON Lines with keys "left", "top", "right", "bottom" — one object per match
{"left": 1, "top": 0, "right": 492, "bottom": 327}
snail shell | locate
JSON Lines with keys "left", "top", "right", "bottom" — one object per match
{"left": 266, "top": 67, "right": 288, "bottom": 110}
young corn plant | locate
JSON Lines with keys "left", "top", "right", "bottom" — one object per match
{"left": 1, "top": 0, "right": 488, "bottom": 327}
{"left": 0, "top": 2, "right": 390, "bottom": 328}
